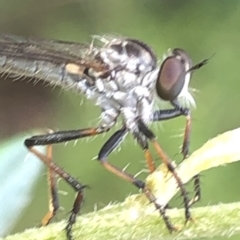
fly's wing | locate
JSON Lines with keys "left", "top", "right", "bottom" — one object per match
{"left": 0, "top": 34, "right": 107, "bottom": 89}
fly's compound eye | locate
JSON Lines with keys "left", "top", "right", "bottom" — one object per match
{"left": 172, "top": 48, "right": 193, "bottom": 67}
{"left": 156, "top": 48, "right": 193, "bottom": 101}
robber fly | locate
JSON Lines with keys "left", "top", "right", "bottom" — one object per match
{"left": 0, "top": 34, "right": 208, "bottom": 239}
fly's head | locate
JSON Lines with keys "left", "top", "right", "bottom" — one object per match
{"left": 155, "top": 48, "right": 210, "bottom": 108}
{"left": 155, "top": 48, "right": 196, "bottom": 107}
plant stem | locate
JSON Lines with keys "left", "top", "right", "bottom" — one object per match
{"left": 2, "top": 201, "right": 240, "bottom": 240}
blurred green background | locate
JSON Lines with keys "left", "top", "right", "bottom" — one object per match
{"left": 0, "top": 0, "right": 240, "bottom": 239}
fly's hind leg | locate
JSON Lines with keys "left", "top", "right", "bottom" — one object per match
{"left": 24, "top": 127, "right": 107, "bottom": 240}
{"left": 41, "top": 140, "right": 60, "bottom": 226}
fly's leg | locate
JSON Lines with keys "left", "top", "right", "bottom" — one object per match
{"left": 137, "top": 119, "right": 191, "bottom": 223}
{"left": 152, "top": 104, "right": 201, "bottom": 208}
{"left": 41, "top": 142, "right": 59, "bottom": 226}
{"left": 24, "top": 127, "right": 106, "bottom": 240}
{"left": 171, "top": 101, "right": 201, "bottom": 207}
{"left": 98, "top": 126, "right": 177, "bottom": 232}
{"left": 152, "top": 104, "right": 191, "bottom": 158}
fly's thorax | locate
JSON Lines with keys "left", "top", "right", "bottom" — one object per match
{"left": 120, "top": 101, "right": 154, "bottom": 133}
{"left": 100, "top": 107, "right": 120, "bottom": 129}
{"left": 85, "top": 36, "right": 159, "bottom": 130}
{"left": 98, "top": 36, "right": 157, "bottom": 73}
{"left": 118, "top": 85, "right": 154, "bottom": 132}
{"left": 76, "top": 36, "right": 161, "bottom": 131}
